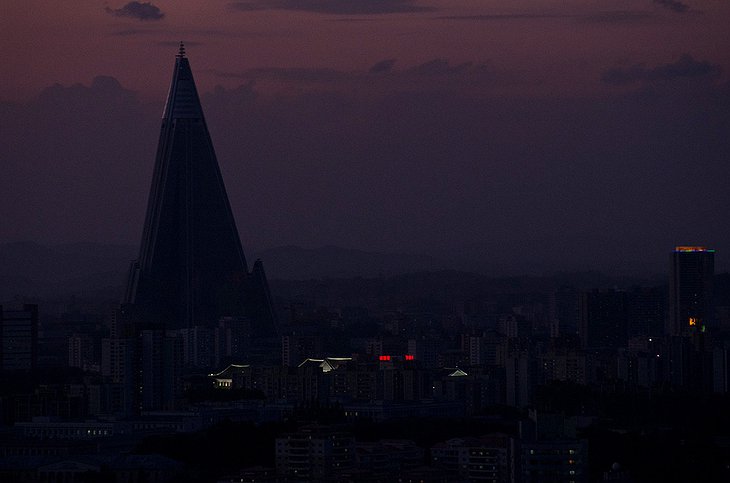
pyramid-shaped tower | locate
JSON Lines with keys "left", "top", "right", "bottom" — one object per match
{"left": 124, "top": 44, "right": 276, "bottom": 337}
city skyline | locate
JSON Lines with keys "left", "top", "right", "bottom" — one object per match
{"left": 2, "top": 1, "right": 729, "bottom": 275}
{"left": 3, "top": 5, "right": 730, "bottom": 480}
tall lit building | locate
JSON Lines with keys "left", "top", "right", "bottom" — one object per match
{"left": 669, "top": 246, "right": 714, "bottom": 336}
{"left": 122, "top": 44, "right": 277, "bottom": 337}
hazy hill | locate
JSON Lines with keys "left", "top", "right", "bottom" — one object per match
{"left": 0, "top": 242, "right": 443, "bottom": 299}
{"left": 0, "top": 242, "right": 664, "bottom": 302}
{"left": 253, "top": 245, "right": 443, "bottom": 280}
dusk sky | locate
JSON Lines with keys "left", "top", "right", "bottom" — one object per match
{"left": 2, "top": 0, "right": 730, "bottom": 274}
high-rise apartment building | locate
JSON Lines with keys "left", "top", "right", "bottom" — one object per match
{"left": 669, "top": 246, "right": 714, "bottom": 336}
{"left": 578, "top": 289, "right": 628, "bottom": 349}
{"left": 626, "top": 286, "right": 665, "bottom": 338}
{"left": 275, "top": 428, "right": 356, "bottom": 480}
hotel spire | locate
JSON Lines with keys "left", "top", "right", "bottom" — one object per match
{"left": 124, "top": 47, "right": 276, "bottom": 337}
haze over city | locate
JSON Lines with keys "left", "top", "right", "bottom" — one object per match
{"left": 2, "top": 0, "right": 729, "bottom": 275}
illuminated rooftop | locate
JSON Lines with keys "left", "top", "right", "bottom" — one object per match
{"left": 298, "top": 357, "right": 352, "bottom": 372}
{"left": 208, "top": 364, "right": 250, "bottom": 378}
{"left": 674, "top": 246, "right": 715, "bottom": 253}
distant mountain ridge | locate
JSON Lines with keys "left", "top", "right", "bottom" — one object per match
{"left": 0, "top": 242, "right": 664, "bottom": 301}
{"left": 253, "top": 245, "right": 444, "bottom": 280}
{"left": 0, "top": 242, "right": 444, "bottom": 299}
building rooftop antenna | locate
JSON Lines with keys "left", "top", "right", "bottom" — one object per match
{"left": 177, "top": 41, "right": 186, "bottom": 58}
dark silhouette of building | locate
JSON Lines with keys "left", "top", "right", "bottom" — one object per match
{"left": 431, "top": 434, "right": 515, "bottom": 482}
{"left": 123, "top": 43, "right": 276, "bottom": 337}
{"left": 109, "top": 45, "right": 279, "bottom": 412}
{"left": 579, "top": 289, "right": 628, "bottom": 349}
{"left": 275, "top": 427, "right": 356, "bottom": 480}
{"left": 552, "top": 286, "right": 580, "bottom": 337}
{"left": 0, "top": 304, "right": 38, "bottom": 373}
{"left": 626, "top": 286, "right": 665, "bottom": 338}
{"left": 664, "top": 247, "right": 716, "bottom": 391}
{"left": 669, "top": 246, "right": 714, "bottom": 336}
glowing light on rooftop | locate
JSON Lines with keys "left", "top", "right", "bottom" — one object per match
{"left": 674, "top": 246, "right": 715, "bottom": 253}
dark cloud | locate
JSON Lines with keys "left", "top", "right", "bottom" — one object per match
{"left": 583, "top": 10, "right": 654, "bottom": 23}
{"left": 36, "top": 76, "right": 138, "bottom": 108}
{"left": 229, "top": 67, "right": 349, "bottom": 82}
{"left": 369, "top": 59, "right": 396, "bottom": 74}
{"left": 0, "top": 77, "right": 159, "bottom": 245}
{"left": 653, "top": 0, "right": 690, "bottom": 13}
{"left": 603, "top": 54, "right": 722, "bottom": 84}
{"left": 198, "top": 73, "right": 730, "bottom": 273}
{"left": 155, "top": 40, "right": 203, "bottom": 48}
{"left": 439, "top": 10, "right": 656, "bottom": 24}
{"left": 329, "top": 17, "right": 379, "bottom": 22}
{"left": 106, "top": 2, "right": 165, "bottom": 21}
{"left": 3, "top": 59, "right": 729, "bottom": 274}
{"left": 437, "top": 14, "right": 570, "bottom": 21}
{"left": 649, "top": 54, "right": 721, "bottom": 80}
{"left": 602, "top": 64, "right": 649, "bottom": 85}
{"left": 110, "top": 28, "right": 299, "bottom": 38}
{"left": 111, "top": 28, "right": 160, "bottom": 36}
{"left": 212, "top": 59, "right": 494, "bottom": 93}
{"left": 407, "top": 59, "right": 475, "bottom": 76}
{"left": 229, "top": 0, "right": 432, "bottom": 15}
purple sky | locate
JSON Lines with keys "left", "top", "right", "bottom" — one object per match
{"left": 2, "top": 1, "right": 730, "bottom": 274}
